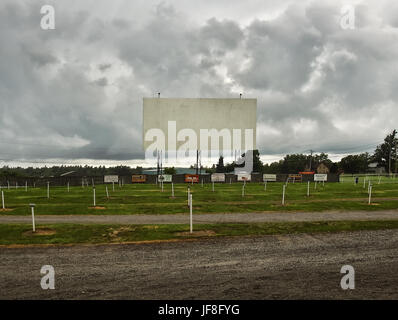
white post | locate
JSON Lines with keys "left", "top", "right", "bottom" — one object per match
{"left": 191, "top": 177, "right": 193, "bottom": 185}
{"left": 16, "top": 181, "right": 18, "bottom": 189}
{"left": 282, "top": 185, "right": 286, "bottom": 206}
{"left": 112, "top": 181, "right": 115, "bottom": 192}
{"left": 363, "top": 177, "right": 366, "bottom": 188}
{"left": 322, "top": 180, "right": 325, "bottom": 187}
{"left": 1, "top": 191, "right": 4, "bottom": 209}
{"left": 187, "top": 187, "right": 190, "bottom": 207}
{"left": 368, "top": 184, "right": 372, "bottom": 205}
{"left": 106, "top": 186, "right": 109, "bottom": 199}
{"left": 161, "top": 180, "right": 164, "bottom": 192}
{"left": 212, "top": 181, "right": 214, "bottom": 192}
{"left": 230, "top": 178, "right": 232, "bottom": 185}
{"left": 67, "top": 182, "right": 70, "bottom": 193}
{"left": 47, "top": 181, "right": 50, "bottom": 199}
{"left": 242, "top": 184, "right": 245, "bottom": 197}
{"left": 264, "top": 180, "right": 267, "bottom": 191}
{"left": 201, "top": 179, "right": 203, "bottom": 187}
{"left": 307, "top": 181, "right": 310, "bottom": 197}
{"left": 171, "top": 183, "right": 174, "bottom": 197}
{"left": 92, "top": 178, "right": 94, "bottom": 187}
{"left": 82, "top": 179, "right": 84, "bottom": 188}
{"left": 30, "top": 204, "right": 36, "bottom": 232}
{"left": 25, "top": 181, "right": 27, "bottom": 192}
{"left": 93, "top": 187, "right": 96, "bottom": 206}
{"left": 189, "top": 194, "right": 193, "bottom": 234}
{"left": 378, "top": 176, "right": 381, "bottom": 185}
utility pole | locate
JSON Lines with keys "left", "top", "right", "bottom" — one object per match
{"left": 389, "top": 146, "right": 392, "bottom": 176}
{"left": 156, "top": 150, "right": 160, "bottom": 176}
{"left": 199, "top": 150, "right": 202, "bottom": 175}
{"left": 395, "top": 140, "right": 398, "bottom": 175}
{"left": 309, "top": 150, "right": 314, "bottom": 171}
{"left": 196, "top": 150, "right": 199, "bottom": 175}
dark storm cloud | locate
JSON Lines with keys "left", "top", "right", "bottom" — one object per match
{"left": 0, "top": 0, "right": 396, "bottom": 165}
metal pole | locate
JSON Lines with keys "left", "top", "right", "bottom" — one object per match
{"left": 264, "top": 181, "right": 267, "bottom": 191}
{"left": 67, "top": 182, "right": 70, "bottom": 193}
{"left": 282, "top": 185, "right": 286, "bottom": 205}
{"left": 189, "top": 194, "right": 193, "bottom": 234}
{"left": 30, "top": 204, "right": 36, "bottom": 232}
{"left": 112, "top": 181, "right": 115, "bottom": 192}
{"left": 106, "top": 186, "right": 109, "bottom": 199}
{"left": 25, "top": 181, "right": 27, "bottom": 192}
{"left": 187, "top": 187, "right": 190, "bottom": 207}
{"left": 171, "top": 183, "right": 174, "bottom": 197}
{"left": 93, "top": 187, "right": 96, "bottom": 207}
{"left": 307, "top": 181, "right": 310, "bottom": 197}
{"left": 47, "top": 181, "right": 50, "bottom": 199}
{"left": 1, "top": 191, "right": 4, "bottom": 209}
{"left": 212, "top": 181, "right": 214, "bottom": 192}
{"left": 242, "top": 184, "right": 245, "bottom": 197}
{"left": 368, "top": 185, "right": 372, "bottom": 205}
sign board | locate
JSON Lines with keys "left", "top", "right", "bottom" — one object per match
{"left": 211, "top": 173, "right": 225, "bottom": 182}
{"left": 104, "top": 175, "right": 118, "bottom": 183}
{"left": 185, "top": 174, "right": 199, "bottom": 183}
{"left": 132, "top": 175, "right": 146, "bottom": 183}
{"left": 263, "top": 174, "right": 277, "bottom": 182}
{"left": 158, "top": 174, "right": 172, "bottom": 183}
{"left": 237, "top": 173, "right": 251, "bottom": 181}
{"left": 314, "top": 174, "right": 327, "bottom": 182}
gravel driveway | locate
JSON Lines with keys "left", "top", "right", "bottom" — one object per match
{"left": 1, "top": 229, "right": 398, "bottom": 299}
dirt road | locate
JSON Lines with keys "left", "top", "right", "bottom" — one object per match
{"left": 1, "top": 229, "right": 398, "bottom": 299}
{"left": 1, "top": 209, "right": 398, "bottom": 224}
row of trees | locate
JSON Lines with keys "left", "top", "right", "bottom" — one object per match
{"left": 0, "top": 165, "right": 143, "bottom": 178}
{"left": 209, "top": 130, "right": 397, "bottom": 174}
{"left": 1, "top": 131, "right": 396, "bottom": 177}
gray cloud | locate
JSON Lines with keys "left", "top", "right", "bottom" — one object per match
{"left": 0, "top": 0, "right": 397, "bottom": 166}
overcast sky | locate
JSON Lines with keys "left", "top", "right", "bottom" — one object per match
{"left": 0, "top": 0, "right": 397, "bottom": 167}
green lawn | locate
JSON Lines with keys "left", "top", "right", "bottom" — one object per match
{"left": 0, "top": 179, "right": 397, "bottom": 215}
{"left": 1, "top": 221, "right": 398, "bottom": 245}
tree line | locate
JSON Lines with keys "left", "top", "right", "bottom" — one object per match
{"left": 1, "top": 130, "right": 396, "bottom": 177}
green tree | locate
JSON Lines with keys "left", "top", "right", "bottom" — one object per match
{"left": 164, "top": 167, "right": 176, "bottom": 175}
{"left": 216, "top": 156, "right": 225, "bottom": 173}
{"left": 339, "top": 153, "right": 370, "bottom": 174}
{"left": 372, "top": 129, "right": 397, "bottom": 173}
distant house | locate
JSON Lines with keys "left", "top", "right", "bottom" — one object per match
{"left": 316, "top": 163, "right": 330, "bottom": 174}
{"left": 367, "top": 162, "right": 385, "bottom": 174}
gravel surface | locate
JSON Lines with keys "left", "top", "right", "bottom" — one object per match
{"left": 1, "top": 209, "right": 398, "bottom": 224}
{"left": 1, "top": 229, "right": 398, "bottom": 299}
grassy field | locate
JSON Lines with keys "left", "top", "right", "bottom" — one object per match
{"left": 0, "top": 179, "right": 397, "bottom": 216}
{"left": 2, "top": 220, "right": 398, "bottom": 245}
